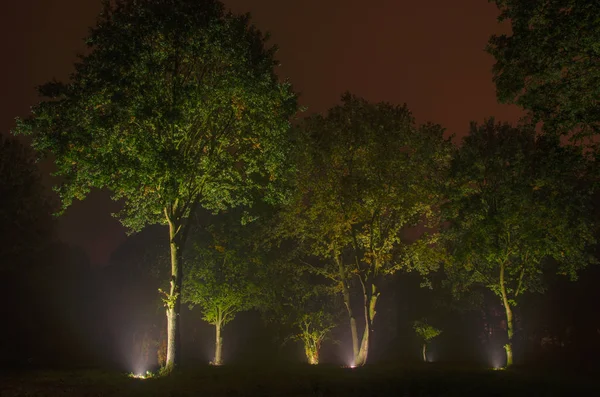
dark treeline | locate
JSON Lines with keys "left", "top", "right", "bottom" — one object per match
{"left": 3, "top": 0, "right": 600, "bottom": 374}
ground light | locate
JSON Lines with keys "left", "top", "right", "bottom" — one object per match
{"left": 129, "top": 370, "right": 153, "bottom": 379}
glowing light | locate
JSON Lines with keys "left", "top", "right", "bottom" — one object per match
{"left": 129, "top": 370, "right": 153, "bottom": 379}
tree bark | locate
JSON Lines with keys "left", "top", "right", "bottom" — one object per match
{"left": 304, "top": 339, "right": 319, "bottom": 365}
{"left": 335, "top": 255, "right": 359, "bottom": 365}
{"left": 500, "top": 262, "right": 514, "bottom": 367}
{"left": 214, "top": 320, "right": 223, "bottom": 365}
{"left": 164, "top": 215, "right": 183, "bottom": 373}
{"left": 422, "top": 343, "right": 427, "bottom": 362}
{"left": 355, "top": 281, "right": 378, "bottom": 366}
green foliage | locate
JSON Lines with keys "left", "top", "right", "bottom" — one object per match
{"left": 273, "top": 94, "right": 451, "bottom": 365}
{"left": 255, "top": 244, "right": 341, "bottom": 363}
{"left": 183, "top": 214, "right": 259, "bottom": 326}
{"left": 442, "top": 120, "right": 596, "bottom": 305}
{"left": 487, "top": 0, "right": 600, "bottom": 137}
{"left": 14, "top": 0, "right": 297, "bottom": 231}
{"left": 279, "top": 93, "right": 451, "bottom": 280}
{"left": 413, "top": 320, "right": 442, "bottom": 342}
{"left": 296, "top": 310, "right": 337, "bottom": 365}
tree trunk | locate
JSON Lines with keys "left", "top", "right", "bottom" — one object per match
{"left": 500, "top": 262, "right": 514, "bottom": 367}
{"left": 214, "top": 320, "right": 223, "bottom": 365}
{"left": 422, "top": 343, "right": 427, "bottom": 362}
{"left": 355, "top": 281, "right": 379, "bottom": 367}
{"left": 335, "top": 255, "right": 359, "bottom": 365}
{"left": 304, "top": 339, "right": 319, "bottom": 365}
{"left": 164, "top": 216, "right": 183, "bottom": 373}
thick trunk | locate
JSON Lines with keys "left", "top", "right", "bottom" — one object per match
{"left": 500, "top": 262, "right": 514, "bottom": 367}
{"left": 336, "top": 255, "right": 359, "bottom": 364}
{"left": 305, "top": 339, "right": 319, "bottom": 365}
{"left": 422, "top": 343, "right": 427, "bottom": 362}
{"left": 164, "top": 217, "right": 183, "bottom": 372}
{"left": 214, "top": 320, "right": 223, "bottom": 365}
{"left": 355, "top": 282, "right": 378, "bottom": 367}
{"left": 356, "top": 325, "right": 369, "bottom": 366}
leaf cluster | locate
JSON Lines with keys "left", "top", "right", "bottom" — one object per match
{"left": 488, "top": 0, "right": 600, "bottom": 138}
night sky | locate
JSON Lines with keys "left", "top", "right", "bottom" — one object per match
{"left": 1, "top": 0, "right": 520, "bottom": 265}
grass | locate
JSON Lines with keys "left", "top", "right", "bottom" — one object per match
{"left": 1, "top": 363, "right": 598, "bottom": 396}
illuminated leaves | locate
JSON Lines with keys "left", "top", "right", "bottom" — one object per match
{"left": 442, "top": 120, "right": 596, "bottom": 304}
{"left": 14, "top": 0, "right": 297, "bottom": 233}
{"left": 413, "top": 320, "right": 442, "bottom": 342}
{"left": 183, "top": 213, "right": 260, "bottom": 326}
{"left": 280, "top": 94, "right": 451, "bottom": 281}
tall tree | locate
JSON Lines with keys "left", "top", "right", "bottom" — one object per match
{"left": 13, "top": 0, "right": 296, "bottom": 372}
{"left": 487, "top": 0, "right": 600, "bottom": 138}
{"left": 183, "top": 215, "right": 258, "bottom": 366}
{"left": 278, "top": 94, "right": 451, "bottom": 366}
{"left": 442, "top": 120, "right": 596, "bottom": 366}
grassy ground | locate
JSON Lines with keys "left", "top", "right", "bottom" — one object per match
{"left": 1, "top": 364, "right": 598, "bottom": 396}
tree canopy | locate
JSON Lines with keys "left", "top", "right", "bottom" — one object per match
{"left": 487, "top": 0, "right": 600, "bottom": 137}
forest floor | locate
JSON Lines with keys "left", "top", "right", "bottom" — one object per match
{"left": 1, "top": 364, "right": 598, "bottom": 396}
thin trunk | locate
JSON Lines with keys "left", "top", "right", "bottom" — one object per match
{"left": 214, "top": 307, "right": 223, "bottom": 365}
{"left": 164, "top": 216, "right": 183, "bottom": 372}
{"left": 335, "top": 255, "right": 359, "bottom": 364}
{"left": 499, "top": 262, "right": 514, "bottom": 367}
{"left": 214, "top": 318, "right": 223, "bottom": 365}
{"left": 422, "top": 343, "right": 427, "bottom": 362}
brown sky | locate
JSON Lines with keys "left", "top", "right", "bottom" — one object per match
{"left": 0, "top": 0, "right": 520, "bottom": 265}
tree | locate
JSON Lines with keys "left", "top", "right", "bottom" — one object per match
{"left": 442, "top": 120, "right": 596, "bottom": 367}
{"left": 487, "top": 0, "right": 600, "bottom": 138}
{"left": 294, "top": 309, "right": 337, "bottom": 365}
{"left": 413, "top": 319, "right": 442, "bottom": 362}
{"left": 277, "top": 94, "right": 451, "bottom": 366}
{"left": 183, "top": 214, "right": 258, "bottom": 366}
{"left": 13, "top": 0, "right": 296, "bottom": 371}
{"left": 0, "top": 135, "right": 53, "bottom": 271}
{"left": 257, "top": 254, "right": 340, "bottom": 365}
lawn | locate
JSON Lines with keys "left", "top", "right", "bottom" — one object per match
{"left": 1, "top": 364, "right": 597, "bottom": 396}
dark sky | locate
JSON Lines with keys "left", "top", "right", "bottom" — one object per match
{"left": 1, "top": 0, "right": 520, "bottom": 265}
